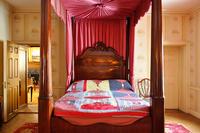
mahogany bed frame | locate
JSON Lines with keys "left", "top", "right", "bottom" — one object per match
{"left": 53, "top": 42, "right": 151, "bottom": 133}
{"left": 39, "top": 0, "right": 164, "bottom": 133}
{"left": 74, "top": 42, "right": 125, "bottom": 80}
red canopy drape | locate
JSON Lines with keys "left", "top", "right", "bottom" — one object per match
{"left": 74, "top": 19, "right": 126, "bottom": 59}
{"left": 129, "top": 17, "right": 135, "bottom": 85}
{"left": 51, "top": 0, "right": 151, "bottom": 87}
{"left": 65, "top": 12, "right": 73, "bottom": 87}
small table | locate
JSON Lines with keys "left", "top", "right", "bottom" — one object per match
{"left": 27, "top": 85, "right": 33, "bottom": 102}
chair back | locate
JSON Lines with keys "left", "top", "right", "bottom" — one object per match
{"left": 137, "top": 78, "right": 150, "bottom": 98}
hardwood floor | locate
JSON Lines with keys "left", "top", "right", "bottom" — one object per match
{"left": 18, "top": 105, "right": 38, "bottom": 113}
{"left": 165, "top": 110, "right": 200, "bottom": 133}
{"left": 27, "top": 87, "right": 39, "bottom": 104}
{"left": 0, "top": 114, "right": 37, "bottom": 133}
{"left": 0, "top": 110, "right": 199, "bottom": 133}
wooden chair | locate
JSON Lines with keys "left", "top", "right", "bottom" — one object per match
{"left": 137, "top": 78, "right": 150, "bottom": 99}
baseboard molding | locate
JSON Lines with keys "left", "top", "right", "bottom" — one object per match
{"left": 190, "top": 110, "right": 200, "bottom": 119}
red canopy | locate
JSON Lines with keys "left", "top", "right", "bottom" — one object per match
{"left": 51, "top": 0, "right": 151, "bottom": 23}
{"left": 51, "top": 0, "right": 151, "bottom": 87}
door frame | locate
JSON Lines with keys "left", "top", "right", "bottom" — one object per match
{"left": 163, "top": 42, "right": 190, "bottom": 113}
{"left": 2, "top": 40, "right": 8, "bottom": 122}
{"left": 0, "top": 40, "right": 4, "bottom": 121}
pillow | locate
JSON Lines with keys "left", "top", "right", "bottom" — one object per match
{"left": 86, "top": 80, "right": 110, "bottom": 91}
{"left": 66, "top": 80, "right": 110, "bottom": 92}
{"left": 66, "top": 79, "right": 133, "bottom": 93}
{"left": 108, "top": 79, "right": 133, "bottom": 91}
{"left": 66, "top": 80, "right": 85, "bottom": 92}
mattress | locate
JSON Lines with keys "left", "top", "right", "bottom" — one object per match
{"left": 54, "top": 80, "right": 150, "bottom": 125}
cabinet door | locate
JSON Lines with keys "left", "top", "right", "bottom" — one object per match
{"left": 12, "top": 14, "right": 25, "bottom": 41}
{"left": 164, "top": 47, "right": 180, "bottom": 109}
{"left": 165, "top": 15, "right": 183, "bottom": 42}
{"left": 24, "top": 14, "right": 40, "bottom": 42}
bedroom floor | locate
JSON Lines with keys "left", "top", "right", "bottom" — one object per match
{"left": 0, "top": 110, "right": 199, "bottom": 133}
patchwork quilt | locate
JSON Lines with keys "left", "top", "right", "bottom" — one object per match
{"left": 54, "top": 80, "right": 150, "bottom": 118}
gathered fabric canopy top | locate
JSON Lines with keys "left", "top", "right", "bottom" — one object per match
{"left": 51, "top": 0, "right": 151, "bottom": 23}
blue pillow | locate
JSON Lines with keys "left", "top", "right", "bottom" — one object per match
{"left": 108, "top": 79, "right": 133, "bottom": 91}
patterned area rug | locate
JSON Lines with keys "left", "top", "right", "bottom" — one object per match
{"left": 14, "top": 122, "right": 191, "bottom": 133}
{"left": 14, "top": 123, "right": 38, "bottom": 133}
{"left": 165, "top": 123, "right": 191, "bottom": 133}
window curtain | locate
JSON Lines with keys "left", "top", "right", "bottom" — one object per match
{"left": 65, "top": 13, "right": 73, "bottom": 88}
{"left": 74, "top": 19, "right": 127, "bottom": 59}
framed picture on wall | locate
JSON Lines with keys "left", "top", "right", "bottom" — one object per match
{"left": 29, "top": 47, "right": 40, "bottom": 62}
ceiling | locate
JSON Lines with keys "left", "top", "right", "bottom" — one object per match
{"left": 4, "top": 0, "right": 200, "bottom": 11}
{"left": 162, "top": 0, "right": 200, "bottom": 11}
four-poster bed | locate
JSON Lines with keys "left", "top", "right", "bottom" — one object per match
{"left": 39, "top": 0, "right": 164, "bottom": 133}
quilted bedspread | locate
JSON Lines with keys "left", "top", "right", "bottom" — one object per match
{"left": 54, "top": 80, "right": 150, "bottom": 118}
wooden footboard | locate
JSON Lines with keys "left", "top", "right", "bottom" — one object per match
{"left": 51, "top": 116, "right": 152, "bottom": 133}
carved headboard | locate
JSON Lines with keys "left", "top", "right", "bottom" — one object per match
{"left": 74, "top": 42, "right": 125, "bottom": 80}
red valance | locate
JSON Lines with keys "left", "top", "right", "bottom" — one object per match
{"left": 51, "top": 0, "right": 151, "bottom": 24}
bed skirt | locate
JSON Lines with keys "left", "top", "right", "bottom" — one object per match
{"left": 51, "top": 116, "right": 152, "bottom": 133}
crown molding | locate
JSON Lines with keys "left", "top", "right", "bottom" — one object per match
{"left": 188, "top": 6, "right": 200, "bottom": 14}
{"left": 12, "top": 8, "right": 40, "bottom": 13}
{"left": 162, "top": 9, "right": 190, "bottom": 14}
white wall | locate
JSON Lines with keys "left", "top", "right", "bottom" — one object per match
{"left": 51, "top": 11, "right": 66, "bottom": 100}
{"left": 134, "top": 15, "right": 151, "bottom": 87}
{"left": 0, "top": 0, "right": 12, "bottom": 122}
{"left": 0, "top": 0, "right": 12, "bottom": 42}
{"left": 135, "top": 10, "right": 200, "bottom": 118}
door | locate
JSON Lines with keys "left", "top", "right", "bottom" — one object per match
{"left": 164, "top": 46, "right": 181, "bottom": 109}
{"left": 7, "top": 44, "right": 19, "bottom": 119}
{"left": 19, "top": 48, "right": 27, "bottom": 107}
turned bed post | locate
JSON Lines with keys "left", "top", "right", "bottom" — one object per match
{"left": 39, "top": 0, "right": 53, "bottom": 133}
{"left": 151, "top": 0, "right": 164, "bottom": 133}
{"left": 125, "top": 17, "right": 130, "bottom": 80}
